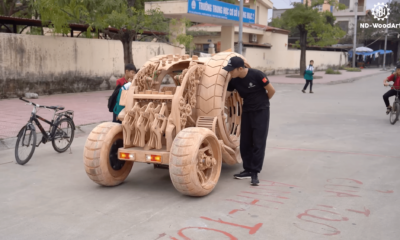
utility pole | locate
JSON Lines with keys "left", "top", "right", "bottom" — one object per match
{"left": 383, "top": 0, "right": 390, "bottom": 70}
{"left": 238, "top": 0, "right": 243, "bottom": 55}
{"left": 352, "top": 0, "right": 358, "bottom": 68}
{"left": 383, "top": 18, "right": 388, "bottom": 70}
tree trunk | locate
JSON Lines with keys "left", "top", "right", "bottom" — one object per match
{"left": 120, "top": 31, "right": 135, "bottom": 65}
{"left": 127, "top": 0, "right": 136, "bottom": 7}
{"left": 299, "top": 29, "right": 308, "bottom": 75}
{"left": 397, "top": 41, "right": 400, "bottom": 63}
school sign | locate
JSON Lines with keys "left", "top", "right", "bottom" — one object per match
{"left": 188, "top": 0, "right": 256, "bottom": 24}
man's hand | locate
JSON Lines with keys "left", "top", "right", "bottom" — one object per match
{"left": 384, "top": 82, "right": 389, "bottom": 87}
{"left": 264, "top": 83, "right": 275, "bottom": 99}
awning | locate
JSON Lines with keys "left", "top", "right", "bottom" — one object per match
{"left": 348, "top": 49, "right": 393, "bottom": 58}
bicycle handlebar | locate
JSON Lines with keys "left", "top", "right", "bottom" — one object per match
{"left": 19, "top": 97, "right": 45, "bottom": 108}
{"left": 387, "top": 85, "right": 400, "bottom": 91}
{"left": 19, "top": 97, "right": 35, "bottom": 105}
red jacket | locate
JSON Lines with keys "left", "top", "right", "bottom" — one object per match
{"left": 388, "top": 74, "right": 400, "bottom": 90}
{"left": 116, "top": 77, "right": 127, "bottom": 87}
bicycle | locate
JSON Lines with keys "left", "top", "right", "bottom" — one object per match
{"left": 387, "top": 85, "right": 400, "bottom": 125}
{"left": 15, "top": 98, "right": 75, "bottom": 165}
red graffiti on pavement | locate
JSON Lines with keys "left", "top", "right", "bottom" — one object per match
{"left": 325, "top": 191, "right": 361, "bottom": 197}
{"left": 229, "top": 208, "right": 245, "bottom": 215}
{"left": 346, "top": 207, "right": 370, "bottom": 217}
{"left": 200, "top": 217, "right": 263, "bottom": 235}
{"left": 297, "top": 209, "right": 349, "bottom": 222}
{"left": 177, "top": 227, "right": 238, "bottom": 240}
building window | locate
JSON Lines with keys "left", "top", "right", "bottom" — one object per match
{"left": 339, "top": 0, "right": 350, "bottom": 8}
{"left": 195, "top": 44, "right": 203, "bottom": 52}
{"left": 337, "top": 21, "right": 349, "bottom": 33}
{"left": 203, "top": 44, "right": 210, "bottom": 53}
{"left": 314, "top": 4, "right": 323, "bottom": 11}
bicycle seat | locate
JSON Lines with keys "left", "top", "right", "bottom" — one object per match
{"left": 47, "top": 106, "right": 65, "bottom": 110}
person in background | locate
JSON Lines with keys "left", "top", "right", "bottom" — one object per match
{"left": 116, "top": 64, "right": 136, "bottom": 86}
{"left": 302, "top": 60, "right": 314, "bottom": 94}
{"left": 111, "top": 64, "right": 137, "bottom": 122}
{"left": 113, "top": 81, "right": 132, "bottom": 123}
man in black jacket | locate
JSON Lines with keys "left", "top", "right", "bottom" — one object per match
{"left": 224, "top": 56, "right": 276, "bottom": 186}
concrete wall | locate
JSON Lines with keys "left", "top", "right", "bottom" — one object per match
{"left": 244, "top": 31, "right": 346, "bottom": 75}
{"left": 192, "top": 30, "right": 345, "bottom": 74}
{"left": 0, "top": 33, "right": 183, "bottom": 98}
{"left": 192, "top": 35, "right": 221, "bottom": 45}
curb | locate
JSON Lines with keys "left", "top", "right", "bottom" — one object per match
{"left": 271, "top": 71, "right": 387, "bottom": 85}
{"left": 325, "top": 71, "right": 388, "bottom": 85}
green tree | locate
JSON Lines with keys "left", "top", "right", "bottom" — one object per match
{"left": 0, "top": 0, "right": 32, "bottom": 16}
{"left": 388, "top": 1, "right": 400, "bottom": 38}
{"left": 0, "top": 0, "right": 37, "bottom": 33}
{"left": 270, "top": 0, "right": 346, "bottom": 74}
{"left": 35, "top": 0, "right": 168, "bottom": 65}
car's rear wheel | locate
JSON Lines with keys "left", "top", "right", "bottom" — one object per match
{"left": 83, "top": 122, "right": 133, "bottom": 186}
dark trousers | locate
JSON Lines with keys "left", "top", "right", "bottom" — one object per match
{"left": 112, "top": 113, "right": 121, "bottom": 123}
{"left": 240, "top": 108, "right": 270, "bottom": 173}
{"left": 383, "top": 89, "right": 399, "bottom": 107}
{"left": 303, "top": 80, "right": 313, "bottom": 91}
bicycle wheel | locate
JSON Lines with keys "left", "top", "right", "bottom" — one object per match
{"left": 389, "top": 103, "right": 400, "bottom": 125}
{"left": 15, "top": 125, "right": 37, "bottom": 165}
{"left": 52, "top": 118, "right": 75, "bottom": 153}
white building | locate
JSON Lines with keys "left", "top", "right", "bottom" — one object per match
{"left": 273, "top": 0, "right": 367, "bottom": 35}
{"left": 332, "top": 0, "right": 367, "bottom": 35}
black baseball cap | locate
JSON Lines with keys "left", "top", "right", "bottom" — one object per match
{"left": 223, "top": 56, "right": 245, "bottom": 72}
{"left": 396, "top": 62, "right": 400, "bottom": 68}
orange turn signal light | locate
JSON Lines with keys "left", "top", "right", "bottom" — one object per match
{"left": 119, "top": 152, "right": 134, "bottom": 160}
{"left": 146, "top": 154, "right": 162, "bottom": 162}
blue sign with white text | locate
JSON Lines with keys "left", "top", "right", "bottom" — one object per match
{"left": 188, "top": 0, "right": 255, "bottom": 24}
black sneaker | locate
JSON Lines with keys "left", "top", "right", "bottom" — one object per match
{"left": 251, "top": 173, "right": 259, "bottom": 186}
{"left": 234, "top": 170, "right": 252, "bottom": 179}
{"left": 387, "top": 107, "right": 392, "bottom": 115}
{"left": 302, "top": 90, "right": 306, "bottom": 93}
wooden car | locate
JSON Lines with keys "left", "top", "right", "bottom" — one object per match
{"left": 83, "top": 52, "right": 248, "bottom": 196}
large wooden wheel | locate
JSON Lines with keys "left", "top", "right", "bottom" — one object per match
{"left": 83, "top": 122, "right": 133, "bottom": 186}
{"left": 169, "top": 127, "right": 222, "bottom": 197}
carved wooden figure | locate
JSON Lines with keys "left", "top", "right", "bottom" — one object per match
{"left": 122, "top": 102, "right": 140, "bottom": 146}
{"left": 145, "top": 102, "right": 169, "bottom": 150}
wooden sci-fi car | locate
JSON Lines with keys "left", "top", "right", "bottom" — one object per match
{"left": 83, "top": 52, "right": 248, "bottom": 196}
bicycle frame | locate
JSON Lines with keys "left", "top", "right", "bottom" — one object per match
{"left": 28, "top": 106, "right": 57, "bottom": 143}
{"left": 391, "top": 86, "right": 400, "bottom": 105}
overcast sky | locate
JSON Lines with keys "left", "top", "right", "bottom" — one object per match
{"left": 268, "top": 0, "right": 391, "bottom": 21}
